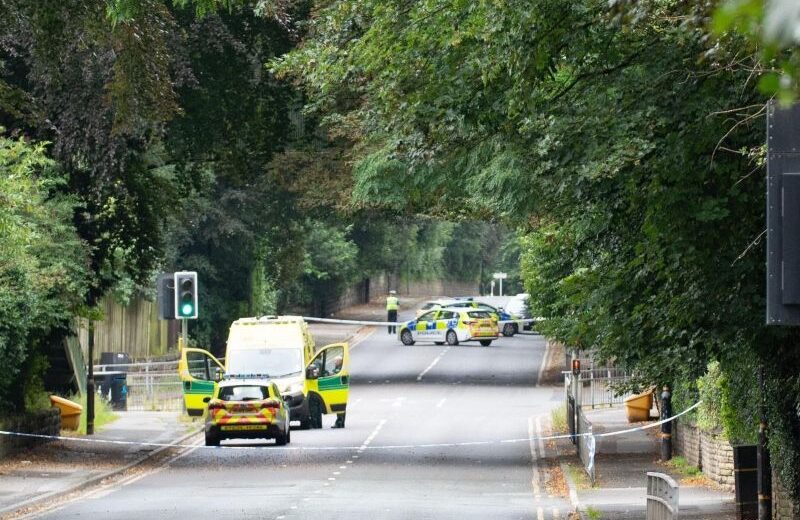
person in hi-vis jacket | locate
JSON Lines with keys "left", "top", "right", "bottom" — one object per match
{"left": 386, "top": 290, "right": 399, "bottom": 334}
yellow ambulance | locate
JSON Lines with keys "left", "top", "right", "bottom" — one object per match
{"left": 178, "top": 316, "right": 349, "bottom": 429}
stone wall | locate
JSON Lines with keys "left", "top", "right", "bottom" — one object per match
{"left": 674, "top": 421, "right": 735, "bottom": 492}
{"left": 0, "top": 408, "right": 61, "bottom": 459}
{"left": 773, "top": 470, "right": 800, "bottom": 520}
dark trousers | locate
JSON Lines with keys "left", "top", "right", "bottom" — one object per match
{"left": 387, "top": 309, "right": 397, "bottom": 334}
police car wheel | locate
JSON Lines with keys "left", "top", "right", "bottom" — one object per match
{"left": 502, "top": 323, "right": 516, "bottom": 337}
{"left": 400, "top": 329, "right": 415, "bottom": 346}
{"left": 446, "top": 330, "right": 459, "bottom": 346}
{"left": 205, "top": 431, "right": 220, "bottom": 447}
{"left": 479, "top": 340, "right": 493, "bottom": 347}
{"left": 434, "top": 341, "right": 444, "bottom": 345}
{"left": 275, "top": 429, "right": 288, "bottom": 446}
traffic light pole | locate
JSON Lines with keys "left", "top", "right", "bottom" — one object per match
{"left": 181, "top": 319, "right": 188, "bottom": 349}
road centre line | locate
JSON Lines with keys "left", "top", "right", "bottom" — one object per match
{"left": 417, "top": 347, "right": 450, "bottom": 381}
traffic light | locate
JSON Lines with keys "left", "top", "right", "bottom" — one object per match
{"left": 157, "top": 273, "right": 176, "bottom": 320}
{"left": 174, "top": 271, "right": 198, "bottom": 319}
{"left": 571, "top": 358, "right": 581, "bottom": 376}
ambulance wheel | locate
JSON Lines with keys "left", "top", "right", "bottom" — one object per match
{"left": 309, "top": 396, "right": 323, "bottom": 429}
{"left": 275, "top": 427, "right": 289, "bottom": 446}
{"left": 446, "top": 330, "right": 459, "bottom": 346}
{"left": 205, "top": 431, "right": 220, "bottom": 447}
{"left": 400, "top": 329, "right": 415, "bottom": 346}
{"left": 434, "top": 341, "right": 444, "bottom": 345}
{"left": 296, "top": 418, "right": 311, "bottom": 430}
{"left": 479, "top": 340, "right": 493, "bottom": 347}
{"left": 502, "top": 323, "right": 516, "bottom": 337}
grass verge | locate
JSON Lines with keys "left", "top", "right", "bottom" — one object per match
{"left": 563, "top": 461, "right": 595, "bottom": 490}
{"left": 665, "top": 456, "right": 702, "bottom": 477}
{"left": 550, "top": 406, "right": 568, "bottom": 434}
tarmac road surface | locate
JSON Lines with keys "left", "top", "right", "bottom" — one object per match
{"left": 36, "top": 314, "right": 568, "bottom": 520}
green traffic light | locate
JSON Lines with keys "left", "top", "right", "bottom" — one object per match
{"left": 181, "top": 303, "right": 194, "bottom": 316}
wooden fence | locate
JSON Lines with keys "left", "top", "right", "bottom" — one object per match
{"left": 77, "top": 295, "right": 177, "bottom": 362}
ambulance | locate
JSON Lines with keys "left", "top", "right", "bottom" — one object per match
{"left": 179, "top": 316, "right": 349, "bottom": 429}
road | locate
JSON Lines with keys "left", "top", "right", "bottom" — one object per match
{"left": 36, "top": 315, "right": 568, "bottom": 520}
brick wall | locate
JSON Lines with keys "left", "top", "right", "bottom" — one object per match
{"left": 773, "top": 470, "right": 800, "bottom": 520}
{"left": 0, "top": 408, "right": 61, "bottom": 459}
{"left": 674, "top": 421, "right": 735, "bottom": 491}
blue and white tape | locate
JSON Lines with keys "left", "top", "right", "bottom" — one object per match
{"left": 0, "top": 402, "right": 699, "bottom": 452}
{"left": 302, "top": 316, "right": 543, "bottom": 327}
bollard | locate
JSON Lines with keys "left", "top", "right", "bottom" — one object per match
{"left": 660, "top": 385, "right": 672, "bottom": 461}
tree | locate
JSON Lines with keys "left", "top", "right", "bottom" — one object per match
{"left": 0, "top": 133, "right": 88, "bottom": 410}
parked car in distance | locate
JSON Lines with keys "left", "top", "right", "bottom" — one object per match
{"left": 504, "top": 294, "right": 533, "bottom": 331}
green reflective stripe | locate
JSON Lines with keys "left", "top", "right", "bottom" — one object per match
{"left": 318, "top": 377, "right": 348, "bottom": 390}
{"left": 185, "top": 380, "right": 215, "bottom": 394}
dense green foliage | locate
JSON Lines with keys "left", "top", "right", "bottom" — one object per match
{"left": 280, "top": 0, "right": 800, "bottom": 496}
{"left": 0, "top": 1, "right": 511, "bottom": 407}
{"left": 0, "top": 134, "right": 88, "bottom": 409}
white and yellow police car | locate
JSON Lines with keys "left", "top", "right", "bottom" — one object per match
{"left": 398, "top": 307, "right": 499, "bottom": 346}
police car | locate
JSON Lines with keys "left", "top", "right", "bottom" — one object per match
{"left": 398, "top": 307, "right": 499, "bottom": 346}
{"left": 444, "top": 300, "right": 521, "bottom": 337}
{"left": 203, "top": 376, "right": 291, "bottom": 446}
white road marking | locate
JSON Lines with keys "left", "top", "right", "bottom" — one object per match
{"left": 552, "top": 508, "right": 561, "bottom": 519}
{"left": 417, "top": 347, "right": 450, "bottom": 381}
{"left": 436, "top": 398, "right": 447, "bottom": 408}
{"left": 391, "top": 396, "right": 406, "bottom": 408}
{"left": 537, "top": 340, "right": 550, "bottom": 386}
{"left": 528, "top": 416, "right": 541, "bottom": 499}
{"left": 535, "top": 416, "right": 546, "bottom": 459}
{"left": 537, "top": 507, "right": 544, "bottom": 520}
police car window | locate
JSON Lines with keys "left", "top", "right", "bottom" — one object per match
{"left": 218, "top": 385, "right": 268, "bottom": 401}
{"left": 419, "top": 311, "right": 437, "bottom": 321}
{"left": 439, "top": 311, "right": 455, "bottom": 320}
{"left": 323, "top": 346, "right": 344, "bottom": 377}
{"left": 468, "top": 311, "right": 492, "bottom": 319}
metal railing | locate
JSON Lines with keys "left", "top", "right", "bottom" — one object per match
{"left": 578, "top": 367, "right": 631, "bottom": 408}
{"left": 124, "top": 372, "right": 184, "bottom": 411}
{"left": 564, "top": 366, "right": 632, "bottom": 485}
{"left": 92, "top": 358, "right": 183, "bottom": 412}
{"left": 646, "top": 472, "right": 679, "bottom": 520}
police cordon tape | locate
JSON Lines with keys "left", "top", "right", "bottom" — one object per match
{"left": 302, "top": 316, "right": 544, "bottom": 327}
{"left": 0, "top": 402, "right": 700, "bottom": 452}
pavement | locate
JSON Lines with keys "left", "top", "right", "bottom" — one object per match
{"left": 562, "top": 406, "right": 736, "bottom": 519}
{"left": 0, "top": 411, "right": 201, "bottom": 518}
